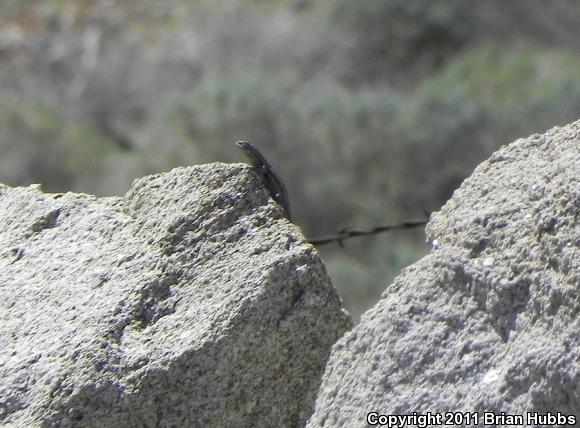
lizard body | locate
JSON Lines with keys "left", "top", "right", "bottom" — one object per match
{"left": 236, "top": 141, "right": 292, "bottom": 221}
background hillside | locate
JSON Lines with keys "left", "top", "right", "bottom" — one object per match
{"left": 1, "top": 0, "right": 579, "bottom": 320}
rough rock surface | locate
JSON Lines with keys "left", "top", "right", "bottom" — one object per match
{"left": 308, "top": 121, "right": 580, "bottom": 427}
{"left": 0, "top": 163, "right": 352, "bottom": 427}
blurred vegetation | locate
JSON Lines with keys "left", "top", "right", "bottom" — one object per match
{"left": 1, "top": 0, "right": 579, "bottom": 320}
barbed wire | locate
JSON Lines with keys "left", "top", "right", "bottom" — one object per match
{"left": 307, "top": 217, "right": 428, "bottom": 246}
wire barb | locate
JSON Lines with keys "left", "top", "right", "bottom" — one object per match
{"left": 307, "top": 218, "right": 428, "bottom": 246}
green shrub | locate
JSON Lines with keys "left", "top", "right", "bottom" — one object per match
{"left": 391, "top": 45, "right": 580, "bottom": 212}
{"left": 330, "top": 0, "right": 477, "bottom": 84}
{"left": 0, "top": 99, "right": 117, "bottom": 192}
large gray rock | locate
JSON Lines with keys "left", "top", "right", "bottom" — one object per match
{"left": 308, "top": 121, "right": 580, "bottom": 427}
{"left": 0, "top": 163, "right": 352, "bottom": 427}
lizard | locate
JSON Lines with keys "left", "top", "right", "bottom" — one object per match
{"left": 236, "top": 141, "right": 427, "bottom": 244}
{"left": 236, "top": 141, "right": 292, "bottom": 221}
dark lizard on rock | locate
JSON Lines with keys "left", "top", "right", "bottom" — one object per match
{"left": 236, "top": 141, "right": 292, "bottom": 221}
